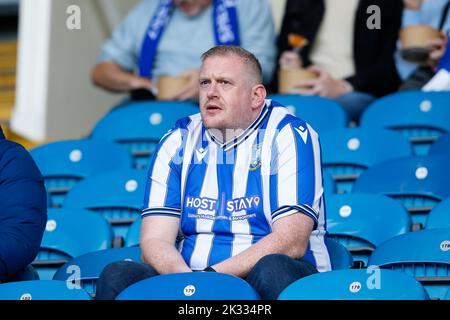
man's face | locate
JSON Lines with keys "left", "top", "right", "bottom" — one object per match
{"left": 199, "top": 55, "right": 256, "bottom": 134}
{"left": 174, "top": 0, "right": 212, "bottom": 17}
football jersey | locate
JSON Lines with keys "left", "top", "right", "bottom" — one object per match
{"left": 142, "top": 99, "right": 331, "bottom": 272}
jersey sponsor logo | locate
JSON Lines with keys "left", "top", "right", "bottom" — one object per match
{"left": 185, "top": 196, "right": 261, "bottom": 214}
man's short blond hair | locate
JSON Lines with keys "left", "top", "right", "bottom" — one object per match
{"left": 201, "top": 46, "right": 263, "bottom": 85}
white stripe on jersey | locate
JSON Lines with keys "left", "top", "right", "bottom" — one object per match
{"left": 189, "top": 142, "right": 219, "bottom": 270}
{"left": 147, "top": 129, "right": 182, "bottom": 208}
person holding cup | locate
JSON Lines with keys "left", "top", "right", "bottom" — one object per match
{"left": 275, "top": 0, "right": 403, "bottom": 123}
{"left": 396, "top": 0, "right": 450, "bottom": 90}
{"left": 91, "top": 0, "right": 276, "bottom": 102}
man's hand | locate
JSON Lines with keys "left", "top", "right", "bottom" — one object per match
{"left": 293, "top": 66, "right": 352, "bottom": 98}
{"left": 403, "top": 0, "right": 423, "bottom": 10}
{"left": 427, "top": 36, "right": 448, "bottom": 67}
{"left": 279, "top": 51, "right": 303, "bottom": 70}
{"left": 170, "top": 69, "right": 200, "bottom": 101}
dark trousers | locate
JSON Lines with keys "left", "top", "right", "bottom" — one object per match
{"left": 95, "top": 254, "right": 318, "bottom": 300}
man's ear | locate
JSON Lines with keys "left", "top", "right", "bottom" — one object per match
{"left": 251, "top": 84, "right": 267, "bottom": 110}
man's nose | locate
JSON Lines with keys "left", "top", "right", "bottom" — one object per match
{"left": 207, "top": 82, "right": 218, "bottom": 98}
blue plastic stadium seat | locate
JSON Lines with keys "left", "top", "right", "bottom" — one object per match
{"left": 30, "top": 139, "right": 132, "bottom": 208}
{"left": 360, "top": 91, "right": 450, "bottom": 155}
{"left": 91, "top": 101, "right": 199, "bottom": 169}
{"left": 326, "top": 193, "right": 411, "bottom": 266}
{"left": 368, "top": 228, "right": 450, "bottom": 300}
{"left": 125, "top": 218, "right": 141, "bottom": 247}
{"left": 0, "top": 280, "right": 92, "bottom": 300}
{"left": 320, "top": 128, "right": 412, "bottom": 193}
{"left": 63, "top": 169, "right": 147, "bottom": 239}
{"left": 116, "top": 272, "right": 260, "bottom": 300}
{"left": 324, "top": 238, "right": 353, "bottom": 270}
{"left": 426, "top": 197, "right": 450, "bottom": 229}
{"left": 33, "top": 208, "right": 113, "bottom": 280}
{"left": 53, "top": 247, "right": 142, "bottom": 297}
{"left": 353, "top": 155, "right": 450, "bottom": 227}
{"left": 445, "top": 289, "right": 450, "bottom": 300}
{"left": 268, "top": 94, "right": 347, "bottom": 133}
{"left": 429, "top": 132, "right": 450, "bottom": 155}
{"left": 278, "top": 269, "right": 429, "bottom": 300}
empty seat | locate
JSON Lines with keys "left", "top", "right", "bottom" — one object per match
{"left": 125, "top": 218, "right": 141, "bottom": 247}
{"left": 30, "top": 139, "right": 132, "bottom": 207}
{"left": 116, "top": 272, "right": 259, "bottom": 300}
{"left": 368, "top": 228, "right": 450, "bottom": 300}
{"left": 33, "top": 208, "right": 113, "bottom": 280}
{"left": 91, "top": 101, "right": 199, "bottom": 169}
{"left": 278, "top": 269, "right": 429, "bottom": 300}
{"left": 324, "top": 238, "right": 353, "bottom": 270}
{"left": 326, "top": 193, "right": 411, "bottom": 266}
{"left": 268, "top": 94, "right": 347, "bottom": 133}
{"left": 63, "top": 169, "right": 147, "bottom": 239}
{"left": 53, "top": 247, "right": 142, "bottom": 297}
{"left": 426, "top": 197, "right": 450, "bottom": 229}
{"left": 0, "top": 280, "right": 91, "bottom": 300}
{"left": 353, "top": 155, "right": 450, "bottom": 227}
{"left": 320, "top": 128, "right": 412, "bottom": 193}
{"left": 429, "top": 132, "right": 450, "bottom": 155}
{"left": 360, "top": 91, "right": 450, "bottom": 155}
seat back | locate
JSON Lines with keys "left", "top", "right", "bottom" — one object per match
{"left": 116, "top": 272, "right": 260, "bottom": 300}
{"left": 429, "top": 132, "right": 450, "bottom": 155}
{"left": 426, "top": 197, "right": 450, "bottom": 229}
{"left": 91, "top": 101, "right": 199, "bottom": 168}
{"left": 324, "top": 238, "right": 353, "bottom": 270}
{"left": 268, "top": 94, "right": 347, "bottom": 133}
{"left": 33, "top": 208, "right": 113, "bottom": 280}
{"left": 353, "top": 155, "right": 450, "bottom": 227}
{"left": 368, "top": 229, "right": 450, "bottom": 300}
{"left": 320, "top": 128, "right": 412, "bottom": 193}
{"left": 53, "top": 247, "right": 142, "bottom": 296}
{"left": 64, "top": 169, "right": 147, "bottom": 239}
{"left": 326, "top": 193, "right": 411, "bottom": 266}
{"left": 30, "top": 139, "right": 132, "bottom": 207}
{"left": 360, "top": 91, "right": 450, "bottom": 155}
{"left": 278, "top": 269, "right": 429, "bottom": 300}
{"left": 0, "top": 280, "right": 91, "bottom": 300}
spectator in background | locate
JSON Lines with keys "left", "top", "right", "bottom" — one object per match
{"left": 91, "top": 0, "right": 276, "bottom": 101}
{"left": 396, "top": 0, "right": 450, "bottom": 90}
{"left": 0, "top": 127, "right": 47, "bottom": 283}
{"left": 276, "top": 0, "right": 403, "bottom": 123}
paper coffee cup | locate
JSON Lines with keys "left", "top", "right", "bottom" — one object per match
{"left": 400, "top": 25, "right": 443, "bottom": 49}
{"left": 279, "top": 68, "right": 318, "bottom": 94}
{"left": 157, "top": 75, "right": 189, "bottom": 100}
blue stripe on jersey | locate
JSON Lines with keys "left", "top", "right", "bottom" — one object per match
{"left": 180, "top": 128, "right": 213, "bottom": 266}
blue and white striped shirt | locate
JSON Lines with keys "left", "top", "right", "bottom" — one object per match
{"left": 142, "top": 100, "right": 331, "bottom": 272}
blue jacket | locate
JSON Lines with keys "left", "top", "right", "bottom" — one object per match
{"left": 0, "top": 127, "right": 47, "bottom": 281}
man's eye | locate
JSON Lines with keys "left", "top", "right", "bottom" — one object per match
{"left": 200, "top": 80, "right": 209, "bottom": 87}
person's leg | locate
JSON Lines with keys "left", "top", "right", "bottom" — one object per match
{"left": 95, "top": 261, "right": 159, "bottom": 300}
{"left": 335, "top": 91, "right": 376, "bottom": 124}
{"left": 245, "top": 254, "right": 318, "bottom": 300}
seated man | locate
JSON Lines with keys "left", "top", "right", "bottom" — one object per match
{"left": 95, "top": 46, "right": 331, "bottom": 300}
{"left": 92, "top": 0, "right": 276, "bottom": 101}
{"left": 0, "top": 127, "right": 47, "bottom": 283}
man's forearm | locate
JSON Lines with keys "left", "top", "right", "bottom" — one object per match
{"left": 211, "top": 232, "right": 306, "bottom": 278}
{"left": 141, "top": 239, "right": 192, "bottom": 274}
{"left": 91, "top": 62, "right": 152, "bottom": 93}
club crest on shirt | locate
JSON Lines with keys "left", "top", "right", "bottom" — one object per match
{"left": 249, "top": 143, "right": 262, "bottom": 171}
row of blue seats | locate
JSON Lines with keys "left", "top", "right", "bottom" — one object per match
{"left": 2, "top": 230, "right": 449, "bottom": 300}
